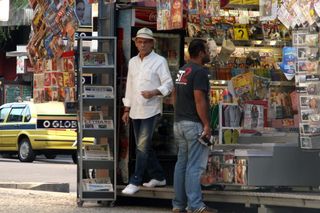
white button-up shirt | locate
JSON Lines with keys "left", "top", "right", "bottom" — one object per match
{"left": 122, "top": 51, "right": 173, "bottom": 119}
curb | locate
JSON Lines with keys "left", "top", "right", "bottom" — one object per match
{"left": 0, "top": 182, "right": 69, "bottom": 193}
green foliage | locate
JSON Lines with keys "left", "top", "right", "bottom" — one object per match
{"left": 0, "top": 0, "right": 29, "bottom": 47}
{"left": 11, "top": 0, "right": 29, "bottom": 10}
{"left": 0, "top": 27, "right": 11, "bottom": 42}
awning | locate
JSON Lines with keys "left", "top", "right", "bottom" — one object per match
{"left": 6, "top": 51, "right": 28, "bottom": 57}
{"left": 6, "top": 45, "right": 28, "bottom": 58}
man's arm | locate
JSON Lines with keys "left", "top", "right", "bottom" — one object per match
{"left": 141, "top": 58, "right": 173, "bottom": 99}
{"left": 122, "top": 61, "right": 133, "bottom": 125}
{"left": 156, "top": 58, "right": 174, "bottom": 96}
{"left": 194, "top": 90, "right": 211, "bottom": 137}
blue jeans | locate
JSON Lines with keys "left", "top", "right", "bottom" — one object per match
{"left": 129, "top": 114, "right": 165, "bottom": 186}
{"left": 172, "top": 121, "right": 209, "bottom": 212}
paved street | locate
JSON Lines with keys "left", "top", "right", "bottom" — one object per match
{"left": 0, "top": 187, "right": 171, "bottom": 213}
{"left": 0, "top": 155, "right": 77, "bottom": 192}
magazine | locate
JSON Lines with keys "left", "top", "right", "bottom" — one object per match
{"left": 243, "top": 103, "right": 265, "bottom": 129}
{"left": 84, "top": 144, "right": 113, "bottom": 160}
{"left": 83, "top": 111, "right": 103, "bottom": 121}
{"left": 84, "top": 119, "right": 114, "bottom": 129}
{"left": 83, "top": 52, "right": 108, "bottom": 66}
{"left": 82, "top": 177, "right": 113, "bottom": 192}
{"left": 83, "top": 85, "right": 114, "bottom": 98}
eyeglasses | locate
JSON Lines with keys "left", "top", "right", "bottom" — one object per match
{"left": 135, "top": 39, "right": 153, "bottom": 45}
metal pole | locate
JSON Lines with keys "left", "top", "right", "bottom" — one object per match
{"left": 98, "top": 0, "right": 115, "bottom": 37}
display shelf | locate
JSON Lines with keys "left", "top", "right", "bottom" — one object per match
{"left": 77, "top": 36, "right": 117, "bottom": 206}
{"left": 218, "top": 102, "right": 242, "bottom": 144}
{"left": 221, "top": 3, "right": 259, "bottom": 10}
{"left": 82, "top": 66, "right": 115, "bottom": 74}
{"left": 82, "top": 129, "right": 114, "bottom": 138}
{"left": 221, "top": 127, "right": 242, "bottom": 130}
{"left": 185, "top": 37, "right": 290, "bottom": 47}
{"left": 82, "top": 191, "right": 114, "bottom": 199}
{"left": 82, "top": 98, "right": 114, "bottom": 105}
{"left": 82, "top": 159, "right": 114, "bottom": 169}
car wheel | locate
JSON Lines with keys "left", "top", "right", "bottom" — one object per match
{"left": 18, "top": 138, "right": 35, "bottom": 162}
{"left": 44, "top": 154, "right": 57, "bottom": 159}
{"left": 72, "top": 153, "right": 77, "bottom": 164}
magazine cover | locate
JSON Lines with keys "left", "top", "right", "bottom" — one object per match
{"left": 157, "top": 0, "right": 172, "bottom": 30}
{"left": 259, "top": 0, "right": 277, "bottom": 21}
{"left": 58, "top": 87, "right": 66, "bottom": 102}
{"left": 84, "top": 144, "right": 112, "bottom": 160}
{"left": 253, "top": 75, "right": 270, "bottom": 100}
{"left": 300, "top": 136, "right": 312, "bottom": 149}
{"left": 44, "top": 72, "right": 52, "bottom": 87}
{"left": 33, "top": 89, "right": 45, "bottom": 103}
{"left": 68, "top": 72, "right": 75, "bottom": 87}
{"left": 279, "top": 47, "right": 297, "bottom": 80}
{"left": 235, "top": 159, "right": 247, "bottom": 185}
{"left": 63, "top": 72, "right": 70, "bottom": 87}
{"left": 64, "top": 58, "right": 75, "bottom": 72}
{"left": 171, "top": 0, "right": 183, "bottom": 29}
{"left": 243, "top": 103, "right": 265, "bottom": 129}
{"left": 52, "top": 87, "right": 59, "bottom": 101}
{"left": 203, "top": 0, "right": 220, "bottom": 17}
{"left": 44, "top": 87, "right": 53, "bottom": 102}
{"left": 33, "top": 73, "right": 45, "bottom": 89}
{"left": 230, "top": 71, "right": 254, "bottom": 102}
{"left": 82, "top": 177, "right": 113, "bottom": 192}
{"left": 187, "top": 14, "right": 202, "bottom": 37}
{"left": 83, "top": 52, "right": 108, "bottom": 66}
{"left": 84, "top": 119, "right": 114, "bottom": 129}
{"left": 83, "top": 111, "right": 103, "bottom": 120}
{"left": 269, "top": 85, "right": 294, "bottom": 119}
{"left": 83, "top": 85, "right": 114, "bottom": 98}
{"left": 65, "top": 87, "right": 76, "bottom": 102}
{"left": 50, "top": 72, "right": 58, "bottom": 87}
{"left": 75, "top": 0, "right": 92, "bottom": 27}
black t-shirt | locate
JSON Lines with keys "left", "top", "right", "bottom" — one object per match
{"left": 174, "top": 62, "right": 210, "bottom": 122}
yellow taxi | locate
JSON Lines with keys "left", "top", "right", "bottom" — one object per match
{"left": 0, "top": 101, "right": 93, "bottom": 163}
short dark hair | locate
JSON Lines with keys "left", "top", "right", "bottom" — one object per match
{"left": 76, "top": 0, "right": 85, "bottom": 5}
{"left": 188, "top": 39, "right": 207, "bottom": 58}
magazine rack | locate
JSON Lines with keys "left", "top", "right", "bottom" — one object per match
{"left": 218, "top": 102, "right": 242, "bottom": 145}
{"left": 76, "top": 36, "right": 117, "bottom": 207}
{"left": 202, "top": 100, "right": 320, "bottom": 188}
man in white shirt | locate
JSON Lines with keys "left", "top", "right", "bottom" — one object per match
{"left": 121, "top": 27, "right": 174, "bottom": 195}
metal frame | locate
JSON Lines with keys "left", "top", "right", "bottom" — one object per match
{"left": 77, "top": 36, "right": 117, "bottom": 206}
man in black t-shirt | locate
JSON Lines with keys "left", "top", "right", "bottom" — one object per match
{"left": 172, "top": 39, "right": 217, "bottom": 213}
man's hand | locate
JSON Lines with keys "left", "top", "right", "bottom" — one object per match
{"left": 202, "top": 125, "right": 212, "bottom": 140}
{"left": 122, "top": 112, "right": 130, "bottom": 125}
{"left": 141, "top": 89, "right": 159, "bottom": 99}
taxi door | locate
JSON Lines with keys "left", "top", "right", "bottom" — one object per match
{"left": 0, "top": 106, "right": 11, "bottom": 148}
{"left": 4, "top": 106, "right": 25, "bottom": 149}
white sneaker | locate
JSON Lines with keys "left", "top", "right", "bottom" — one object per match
{"left": 142, "top": 179, "right": 166, "bottom": 188}
{"left": 121, "top": 184, "right": 140, "bottom": 195}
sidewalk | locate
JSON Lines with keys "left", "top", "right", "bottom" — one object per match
{"left": 0, "top": 187, "right": 171, "bottom": 213}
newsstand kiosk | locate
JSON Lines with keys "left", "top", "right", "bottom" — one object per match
{"left": 115, "top": 1, "right": 320, "bottom": 212}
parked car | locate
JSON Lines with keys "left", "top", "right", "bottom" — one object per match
{"left": 0, "top": 101, "right": 93, "bottom": 163}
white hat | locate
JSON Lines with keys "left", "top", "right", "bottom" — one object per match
{"left": 133, "top": 27, "right": 155, "bottom": 41}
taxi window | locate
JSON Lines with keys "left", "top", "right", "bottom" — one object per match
{"left": 7, "top": 107, "right": 24, "bottom": 122}
{"left": 23, "top": 106, "right": 31, "bottom": 122}
{"left": 0, "top": 107, "right": 10, "bottom": 122}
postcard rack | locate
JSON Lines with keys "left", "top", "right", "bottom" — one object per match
{"left": 76, "top": 36, "right": 117, "bottom": 207}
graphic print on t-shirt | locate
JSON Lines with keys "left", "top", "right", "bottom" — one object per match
{"left": 176, "top": 67, "right": 192, "bottom": 85}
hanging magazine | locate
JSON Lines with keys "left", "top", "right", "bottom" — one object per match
{"left": 243, "top": 103, "right": 265, "bottom": 129}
